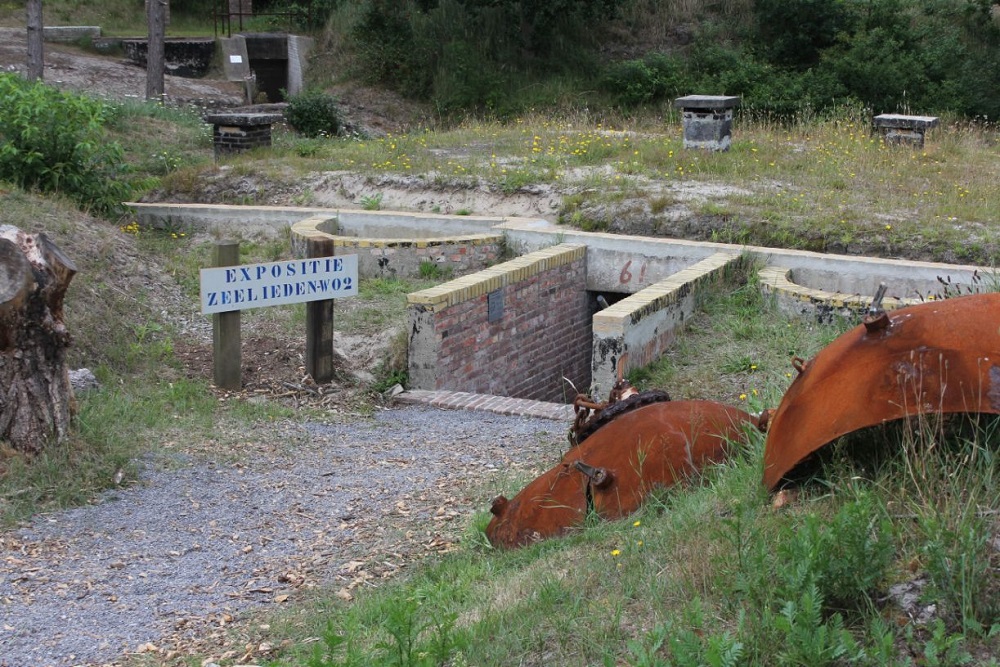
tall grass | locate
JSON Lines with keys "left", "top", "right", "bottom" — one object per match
{"left": 257, "top": 272, "right": 998, "bottom": 667}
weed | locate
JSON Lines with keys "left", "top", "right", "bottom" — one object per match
{"left": 360, "top": 192, "right": 384, "bottom": 211}
{"left": 417, "top": 261, "right": 452, "bottom": 280}
{"left": 771, "top": 584, "right": 864, "bottom": 665}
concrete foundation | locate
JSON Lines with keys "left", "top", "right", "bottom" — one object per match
{"left": 290, "top": 213, "right": 504, "bottom": 279}
{"left": 122, "top": 37, "right": 216, "bottom": 78}
{"left": 127, "top": 202, "right": 993, "bottom": 398}
{"left": 591, "top": 252, "right": 743, "bottom": 397}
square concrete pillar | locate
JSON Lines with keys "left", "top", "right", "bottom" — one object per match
{"left": 674, "top": 95, "right": 741, "bottom": 151}
{"left": 873, "top": 114, "right": 939, "bottom": 148}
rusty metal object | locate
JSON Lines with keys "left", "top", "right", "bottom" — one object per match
{"left": 487, "top": 400, "right": 755, "bottom": 548}
{"left": 763, "top": 292, "right": 1000, "bottom": 490}
{"left": 569, "top": 384, "right": 671, "bottom": 447}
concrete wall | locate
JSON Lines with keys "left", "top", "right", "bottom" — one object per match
{"left": 408, "top": 244, "right": 591, "bottom": 402}
{"left": 498, "top": 218, "right": 985, "bottom": 298}
{"left": 760, "top": 266, "right": 922, "bottom": 324}
{"left": 286, "top": 35, "right": 313, "bottom": 96}
{"left": 591, "top": 252, "right": 743, "bottom": 397}
{"left": 290, "top": 214, "right": 504, "bottom": 279}
{"left": 43, "top": 26, "right": 100, "bottom": 43}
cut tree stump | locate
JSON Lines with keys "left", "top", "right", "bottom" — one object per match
{"left": 0, "top": 226, "right": 77, "bottom": 454}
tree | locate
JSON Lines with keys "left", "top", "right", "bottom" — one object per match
{"left": 26, "top": 0, "right": 43, "bottom": 81}
{"left": 0, "top": 226, "right": 77, "bottom": 455}
{"left": 146, "top": 0, "right": 166, "bottom": 100}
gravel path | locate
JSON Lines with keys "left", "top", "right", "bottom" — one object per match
{"left": 0, "top": 406, "right": 564, "bottom": 667}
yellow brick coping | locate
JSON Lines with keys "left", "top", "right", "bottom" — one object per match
{"left": 291, "top": 214, "right": 503, "bottom": 249}
{"left": 593, "top": 252, "right": 741, "bottom": 334}
{"left": 758, "top": 266, "right": 922, "bottom": 310}
{"left": 408, "top": 244, "right": 587, "bottom": 311}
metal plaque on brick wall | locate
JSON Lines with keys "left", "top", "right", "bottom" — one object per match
{"left": 488, "top": 289, "right": 504, "bottom": 323}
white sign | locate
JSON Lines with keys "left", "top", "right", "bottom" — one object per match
{"left": 200, "top": 255, "right": 358, "bottom": 314}
{"left": 229, "top": 55, "right": 243, "bottom": 63}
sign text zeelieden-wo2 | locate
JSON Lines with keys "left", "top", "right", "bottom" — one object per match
{"left": 200, "top": 255, "right": 358, "bottom": 314}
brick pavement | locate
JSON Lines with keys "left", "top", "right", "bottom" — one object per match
{"left": 394, "top": 390, "right": 575, "bottom": 422}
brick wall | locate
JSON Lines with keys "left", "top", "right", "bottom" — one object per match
{"left": 408, "top": 244, "right": 591, "bottom": 403}
{"left": 213, "top": 124, "right": 273, "bottom": 155}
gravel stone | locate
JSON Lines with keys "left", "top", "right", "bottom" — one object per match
{"left": 0, "top": 406, "right": 564, "bottom": 666}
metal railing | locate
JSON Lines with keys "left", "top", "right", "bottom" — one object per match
{"left": 213, "top": 0, "right": 318, "bottom": 37}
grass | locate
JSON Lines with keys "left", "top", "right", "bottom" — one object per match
{"left": 255, "top": 274, "right": 1000, "bottom": 667}
{"left": 174, "top": 105, "right": 1000, "bottom": 264}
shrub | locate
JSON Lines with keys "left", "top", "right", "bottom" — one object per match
{"left": 601, "top": 52, "right": 691, "bottom": 107}
{"left": 285, "top": 89, "right": 342, "bottom": 138}
{"left": 0, "top": 73, "right": 133, "bottom": 216}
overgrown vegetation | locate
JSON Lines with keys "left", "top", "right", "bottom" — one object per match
{"left": 254, "top": 275, "right": 999, "bottom": 667}
{"left": 286, "top": 88, "right": 344, "bottom": 138}
{"left": 311, "top": 0, "right": 1000, "bottom": 119}
{"left": 0, "top": 73, "right": 138, "bottom": 215}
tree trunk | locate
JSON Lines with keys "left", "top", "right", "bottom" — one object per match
{"left": 26, "top": 0, "right": 43, "bottom": 82}
{"left": 146, "top": 0, "right": 165, "bottom": 101}
{"left": 0, "top": 226, "right": 77, "bottom": 455}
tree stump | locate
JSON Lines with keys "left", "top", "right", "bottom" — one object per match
{"left": 0, "top": 226, "right": 77, "bottom": 454}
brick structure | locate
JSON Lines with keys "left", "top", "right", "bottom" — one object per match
{"left": 408, "top": 244, "right": 592, "bottom": 403}
{"left": 204, "top": 112, "right": 282, "bottom": 157}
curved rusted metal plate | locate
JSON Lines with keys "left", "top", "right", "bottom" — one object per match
{"left": 486, "top": 400, "right": 754, "bottom": 548}
{"left": 763, "top": 293, "right": 1000, "bottom": 490}
{"left": 484, "top": 455, "right": 589, "bottom": 548}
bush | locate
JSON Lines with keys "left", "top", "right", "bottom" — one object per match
{"left": 0, "top": 73, "right": 133, "bottom": 216}
{"left": 285, "top": 89, "right": 342, "bottom": 138}
{"left": 601, "top": 52, "right": 688, "bottom": 107}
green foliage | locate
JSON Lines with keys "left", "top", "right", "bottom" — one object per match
{"left": 256, "top": 0, "right": 342, "bottom": 30}
{"left": 0, "top": 74, "right": 134, "bottom": 216}
{"left": 771, "top": 584, "right": 864, "bottom": 665}
{"left": 903, "top": 419, "right": 1000, "bottom": 632}
{"left": 350, "top": 1, "right": 423, "bottom": 89}
{"left": 359, "top": 192, "right": 384, "bottom": 210}
{"left": 753, "top": 0, "right": 853, "bottom": 70}
{"left": 626, "top": 601, "right": 744, "bottom": 667}
{"left": 297, "top": 597, "right": 462, "bottom": 666}
{"left": 345, "top": 0, "right": 612, "bottom": 114}
{"left": 285, "top": 89, "right": 343, "bottom": 138}
{"left": 417, "top": 260, "right": 452, "bottom": 280}
{"left": 774, "top": 495, "right": 894, "bottom": 613}
{"left": 600, "top": 52, "right": 689, "bottom": 107}
{"left": 908, "top": 619, "right": 974, "bottom": 667}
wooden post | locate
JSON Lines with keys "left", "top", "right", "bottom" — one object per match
{"left": 26, "top": 0, "right": 43, "bottom": 82}
{"left": 306, "top": 237, "right": 335, "bottom": 383}
{"left": 145, "top": 0, "right": 165, "bottom": 101}
{"left": 212, "top": 241, "right": 241, "bottom": 390}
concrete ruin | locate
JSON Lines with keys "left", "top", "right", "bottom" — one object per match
{"left": 128, "top": 202, "right": 991, "bottom": 404}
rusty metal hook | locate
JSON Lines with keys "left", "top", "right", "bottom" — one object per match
{"left": 792, "top": 356, "right": 807, "bottom": 374}
{"left": 573, "top": 461, "right": 613, "bottom": 489}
